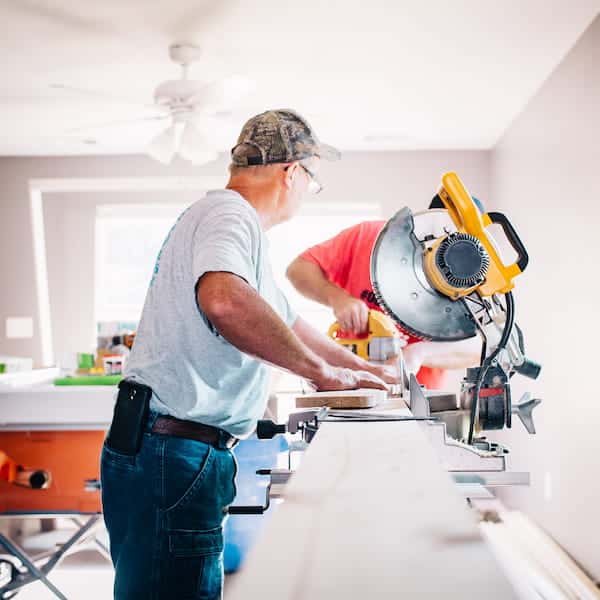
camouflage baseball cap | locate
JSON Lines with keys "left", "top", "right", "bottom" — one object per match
{"left": 231, "top": 109, "right": 341, "bottom": 167}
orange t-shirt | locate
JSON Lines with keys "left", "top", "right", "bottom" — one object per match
{"left": 299, "top": 220, "right": 446, "bottom": 389}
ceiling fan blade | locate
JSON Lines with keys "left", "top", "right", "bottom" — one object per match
{"left": 50, "top": 84, "right": 167, "bottom": 113}
{"left": 65, "top": 115, "right": 169, "bottom": 135}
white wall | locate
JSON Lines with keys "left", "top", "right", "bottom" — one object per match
{"left": 0, "top": 151, "right": 489, "bottom": 366}
{"left": 490, "top": 15, "right": 600, "bottom": 580}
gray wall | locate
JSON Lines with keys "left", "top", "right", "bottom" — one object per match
{"left": 490, "top": 16, "right": 600, "bottom": 580}
{"left": 0, "top": 151, "right": 489, "bottom": 366}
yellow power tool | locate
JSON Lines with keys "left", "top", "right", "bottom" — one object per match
{"left": 328, "top": 309, "right": 402, "bottom": 362}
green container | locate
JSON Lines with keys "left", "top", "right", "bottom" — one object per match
{"left": 0, "top": 363, "right": 5, "bottom": 374}
{"left": 77, "top": 352, "right": 95, "bottom": 370}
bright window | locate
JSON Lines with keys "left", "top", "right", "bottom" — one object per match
{"left": 95, "top": 201, "right": 382, "bottom": 337}
{"left": 95, "top": 204, "right": 188, "bottom": 332}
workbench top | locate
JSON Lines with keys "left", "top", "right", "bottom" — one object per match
{"left": 226, "top": 400, "right": 517, "bottom": 599}
{"left": 0, "top": 382, "right": 115, "bottom": 430}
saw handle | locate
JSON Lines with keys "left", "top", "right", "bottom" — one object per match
{"left": 486, "top": 212, "right": 529, "bottom": 272}
{"left": 440, "top": 171, "right": 526, "bottom": 294}
{"left": 439, "top": 172, "right": 486, "bottom": 234}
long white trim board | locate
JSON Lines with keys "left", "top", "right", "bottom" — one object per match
{"left": 226, "top": 405, "right": 517, "bottom": 599}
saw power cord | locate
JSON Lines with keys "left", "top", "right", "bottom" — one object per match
{"left": 467, "top": 291, "right": 515, "bottom": 444}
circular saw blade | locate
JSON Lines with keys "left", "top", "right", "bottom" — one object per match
{"left": 370, "top": 208, "right": 477, "bottom": 341}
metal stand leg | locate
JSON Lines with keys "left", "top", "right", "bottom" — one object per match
{"left": 71, "top": 516, "right": 111, "bottom": 562}
{"left": 42, "top": 515, "right": 101, "bottom": 573}
{"left": 0, "top": 514, "right": 108, "bottom": 600}
{"left": 0, "top": 534, "right": 67, "bottom": 600}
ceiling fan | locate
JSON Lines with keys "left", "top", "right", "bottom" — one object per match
{"left": 55, "top": 43, "right": 253, "bottom": 165}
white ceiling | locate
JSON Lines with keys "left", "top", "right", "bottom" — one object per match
{"left": 0, "top": 0, "right": 598, "bottom": 156}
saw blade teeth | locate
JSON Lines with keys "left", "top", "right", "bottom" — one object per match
{"left": 371, "top": 279, "right": 431, "bottom": 341}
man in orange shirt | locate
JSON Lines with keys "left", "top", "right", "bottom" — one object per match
{"left": 287, "top": 201, "right": 482, "bottom": 389}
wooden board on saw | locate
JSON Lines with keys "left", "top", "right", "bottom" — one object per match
{"left": 295, "top": 388, "right": 386, "bottom": 409}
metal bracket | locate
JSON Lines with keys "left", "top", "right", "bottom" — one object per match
{"left": 227, "top": 469, "right": 293, "bottom": 515}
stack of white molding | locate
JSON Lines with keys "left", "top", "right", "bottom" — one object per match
{"left": 0, "top": 367, "right": 59, "bottom": 388}
{"left": 480, "top": 511, "right": 600, "bottom": 600}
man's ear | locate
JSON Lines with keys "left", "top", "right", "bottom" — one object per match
{"left": 283, "top": 162, "right": 299, "bottom": 190}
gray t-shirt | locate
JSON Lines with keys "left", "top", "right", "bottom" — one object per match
{"left": 125, "top": 190, "right": 296, "bottom": 437}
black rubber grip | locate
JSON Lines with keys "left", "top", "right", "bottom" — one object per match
{"left": 227, "top": 505, "right": 266, "bottom": 515}
{"left": 515, "top": 359, "right": 542, "bottom": 380}
{"left": 487, "top": 212, "right": 529, "bottom": 272}
{"left": 256, "top": 420, "right": 286, "bottom": 439}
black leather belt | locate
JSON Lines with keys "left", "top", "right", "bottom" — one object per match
{"left": 152, "top": 415, "right": 239, "bottom": 450}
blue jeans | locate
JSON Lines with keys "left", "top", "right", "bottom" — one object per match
{"left": 101, "top": 412, "right": 237, "bottom": 600}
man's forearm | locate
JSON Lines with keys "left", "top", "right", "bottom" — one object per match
{"left": 197, "top": 273, "right": 325, "bottom": 381}
{"left": 292, "top": 316, "right": 369, "bottom": 370}
{"left": 286, "top": 257, "right": 348, "bottom": 308}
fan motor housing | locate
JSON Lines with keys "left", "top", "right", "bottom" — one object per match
{"left": 154, "top": 80, "right": 204, "bottom": 106}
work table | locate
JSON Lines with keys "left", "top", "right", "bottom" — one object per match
{"left": 0, "top": 382, "right": 115, "bottom": 430}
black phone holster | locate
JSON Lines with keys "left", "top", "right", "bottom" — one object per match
{"left": 105, "top": 379, "right": 153, "bottom": 456}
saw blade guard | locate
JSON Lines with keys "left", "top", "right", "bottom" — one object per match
{"left": 370, "top": 207, "right": 478, "bottom": 341}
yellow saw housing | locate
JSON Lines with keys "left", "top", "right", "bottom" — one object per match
{"left": 424, "top": 172, "right": 528, "bottom": 298}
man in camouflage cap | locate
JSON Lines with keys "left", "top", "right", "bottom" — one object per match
{"left": 227, "top": 109, "right": 342, "bottom": 216}
{"left": 102, "top": 108, "right": 397, "bottom": 600}
{"left": 231, "top": 109, "right": 341, "bottom": 167}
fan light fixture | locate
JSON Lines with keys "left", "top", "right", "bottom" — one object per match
{"left": 147, "top": 119, "right": 218, "bottom": 165}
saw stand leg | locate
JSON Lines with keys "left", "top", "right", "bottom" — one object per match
{"left": 0, "top": 514, "right": 105, "bottom": 600}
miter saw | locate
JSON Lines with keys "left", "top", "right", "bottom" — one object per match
{"left": 371, "top": 172, "right": 541, "bottom": 479}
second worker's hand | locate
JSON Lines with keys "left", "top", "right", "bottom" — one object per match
{"left": 330, "top": 294, "right": 369, "bottom": 334}
{"left": 309, "top": 364, "right": 388, "bottom": 392}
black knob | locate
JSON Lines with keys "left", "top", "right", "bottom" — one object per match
{"left": 256, "top": 420, "right": 286, "bottom": 439}
{"left": 515, "top": 358, "right": 542, "bottom": 380}
{"left": 29, "top": 470, "right": 49, "bottom": 489}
